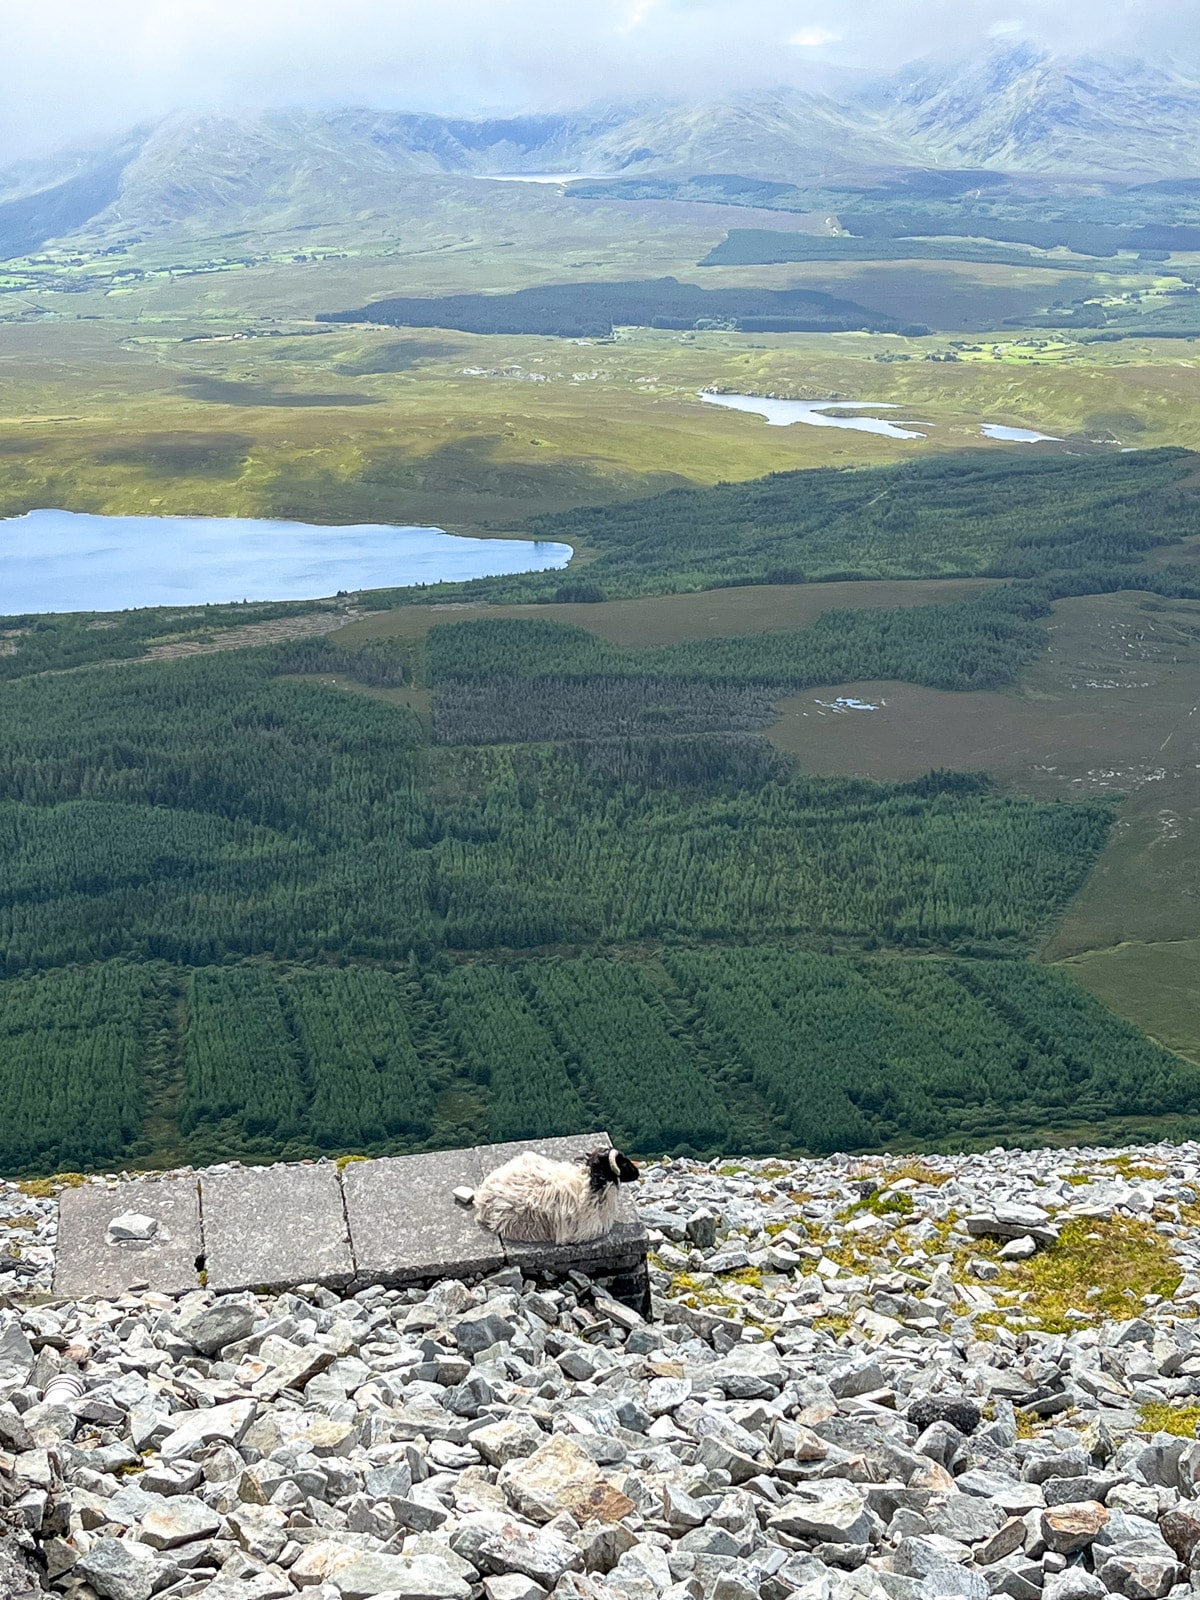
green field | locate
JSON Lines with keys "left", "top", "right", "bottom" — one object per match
{"left": 1062, "top": 941, "right": 1200, "bottom": 1066}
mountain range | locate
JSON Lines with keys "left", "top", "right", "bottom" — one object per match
{"left": 5, "top": 45, "right": 1200, "bottom": 259}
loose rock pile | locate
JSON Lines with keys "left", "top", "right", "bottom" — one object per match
{"left": 7, "top": 1143, "right": 1200, "bottom": 1600}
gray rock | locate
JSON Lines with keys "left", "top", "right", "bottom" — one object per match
{"left": 711, "top": 1343, "right": 786, "bottom": 1399}
{"left": 998, "top": 1237, "right": 1038, "bottom": 1260}
{"left": 78, "top": 1537, "right": 164, "bottom": 1600}
{"left": 827, "top": 1356, "right": 886, "bottom": 1400}
{"left": 474, "top": 1521, "right": 584, "bottom": 1586}
{"left": 926, "top": 1494, "right": 1006, "bottom": 1544}
{"left": 108, "top": 1212, "right": 159, "bottom": 1241}
{"left": 484, "top": 1576, "right": 549, "bottom": 1600}
{"left": 455, "top": 1311, "right": 518, "bottom": 1354}
{"left": 159, "top": 1397, "right": 257, "bottom": 1460}
{"left": 138, "top": 1492, "right": 222, "bottom": 1548}
{"left": 334, "top": 1552, "right": 474, "bottom": 1600}
{"left": 177, "top": 1299, "right": 257, "bottom": 1356}
{"left": 914, "top": 1421, "right": 968, "bottom": 1471}
{"left": 0, "top": 1317, "right": 35, "bottom": 1392}
{"left": 958, "top": 1473, "right": 1046, "bottom": 1515}
{"left": 769, "top": 1483, "right": 878, "bottom": 1546}
{"left": 1041, "top": 1477, "right": 1114, "bottom": 1507}
{"left": 579, "top": 1524, "right": 639, "bottom": 1573}
{"left": 687, "top": 1213, "right": 720, "bottom": 1250}
{"left": 893, "top": 1538, "right": 987, "bottom": 1600}
{"left": 202, "top": 1163, "right": 354, "bottom": 1293}
{"left": 1042, "top": 1573, "right": 1107, "bottom": 1600}
{"left": 472, "top": 1413, "right": 546, "bottom": 1466}
{"left": 392, "top": 1496, "right": 451, "bottom": 1532}
{"left": 1095, "top": 1555, "right": 1182, "bottom": 1599}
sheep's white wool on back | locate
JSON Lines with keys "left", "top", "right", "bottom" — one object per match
{"left": 472, "top": 1150, "right": 622, "bottom": 1244}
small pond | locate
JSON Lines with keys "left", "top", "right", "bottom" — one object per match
{"left": 980, "top": 423, "right": 1062, "bottom": 443}
{"left": 0, "top": 510, "right": 573, "bottom": 615}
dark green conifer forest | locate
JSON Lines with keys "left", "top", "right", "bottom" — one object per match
{"left": 3, "top": 450, "right": 1200, "bottom": 1173}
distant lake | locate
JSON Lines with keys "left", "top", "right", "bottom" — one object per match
{"left": 700, "top": 392, "right": 1063, "bottom": 445}
{"left": 0, "top": 511, "right": 573, "bottom": 616}
{"left": 478, "top": 173, "right": 606, "bottom": 185}
{"left": 701, "top": 392, "right": 931, "bottom": 440}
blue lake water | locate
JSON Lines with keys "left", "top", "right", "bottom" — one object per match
{"left": 0, "top": 510, "right": 574, "bottom": 615}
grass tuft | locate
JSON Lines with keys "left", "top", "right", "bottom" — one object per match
{"left": 997, "top": 1216, "right": 1181, "bottom": 1334}
{"left": 1137, "top": 1402, "right": 1200, "bottom": 1437}
{"left": 841, "top": 1189, "right": 916, "bottom": 1221}
{"left": 18, "top": 1173, "right": 87, "bottom": 1198}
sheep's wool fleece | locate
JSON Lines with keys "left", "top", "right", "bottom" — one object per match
{"left": 472, "top": 1150, "right": 622, "bottom": 1243}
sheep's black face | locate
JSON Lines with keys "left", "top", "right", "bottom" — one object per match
{"left": 586, "top": 1147, "right": 641, "bottom": 1189}
{"left": 613, "top": 1150, "right": 640, "bottom": 1184}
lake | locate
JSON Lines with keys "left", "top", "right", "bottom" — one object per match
{"left": 701, "top": 392, "right": 930, "bottom": 439}
{"left": 478, "top": 173, "right": 606, "bottom": 185}
{"left": 699, "top": 392, "right": 1062, "bottom": 444}
{"left": 0, "top": 510, "right": 573, "bottom": 615}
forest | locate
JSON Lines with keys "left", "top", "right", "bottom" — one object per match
{"left": 567, "top": 172, "right": 1200, "bottom": 248}
{"left": 2, "top": 448, "right": 1198, "bottom": 1175}
{"left": 3, "top": 452, "right": 1197, "bottom": 681}
{"left": 318, "top": 277, "right": 902, "bottom": 337}
{"left": 364, "top": 449, "right": 1200, "bottom": 613}
{"left": 701, "top": 230, "right": 1111, "bottom": 273}
{"left": 0, "top": 646, "right": 1113, "bottom": 965}
{"left": 2, "top": 949, "right": 1197, "bottom": 1174}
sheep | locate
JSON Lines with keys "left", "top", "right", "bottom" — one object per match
{"left": 469, "top": 1146, "right": 640, "bottom": 1244}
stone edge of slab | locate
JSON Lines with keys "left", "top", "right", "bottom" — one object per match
{"left": 52, "top": 1134, "right": 649, "bottom": 1300}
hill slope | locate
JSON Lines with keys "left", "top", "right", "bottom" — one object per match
{"left": 873, "top": 45, "right": 1200, "bottom": 175}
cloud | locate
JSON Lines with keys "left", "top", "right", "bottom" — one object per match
{"left": 790, "top": 26, "right": 842, "bottom": 49}
{"left": 1, "top": 0, "right": 1199, "bottom": 163}
{"left": 618, "top": 0, "right": 659, "bottom": 31}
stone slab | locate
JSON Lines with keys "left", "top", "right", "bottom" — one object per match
{"left": 53, "top": 1136, "right": 649, "bottom": 1302}
{"left": 343, "top": 1148, "right": 504, "bottom": 1284}
{"left": 53, "top": 1177, "right": 202, "bottom": 1299}
{"left": 201, "top": 1164, "right": 353, "bottom": 1293}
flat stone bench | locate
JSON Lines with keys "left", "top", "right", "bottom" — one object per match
{"left": 52, "top": 1133, "right": 649, "bottom": 1307}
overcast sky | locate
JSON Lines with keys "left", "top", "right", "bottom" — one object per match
{"left": 4, "top": 0, "right": 1199, "bottom": 162}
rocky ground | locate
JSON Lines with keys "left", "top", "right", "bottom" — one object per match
{"left": 7, "top": 1143, "right": 1200, "bottom": 1600}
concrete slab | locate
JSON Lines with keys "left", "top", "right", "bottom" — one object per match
{"left": 343, "top": 1148, "right": 505, "bottom": 1284}
{"left": 53, "top": 1177, "right": 202, "bottom": 1299}
{"left": 201, "top": 1164, "right": 353, "bottom": 1293}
